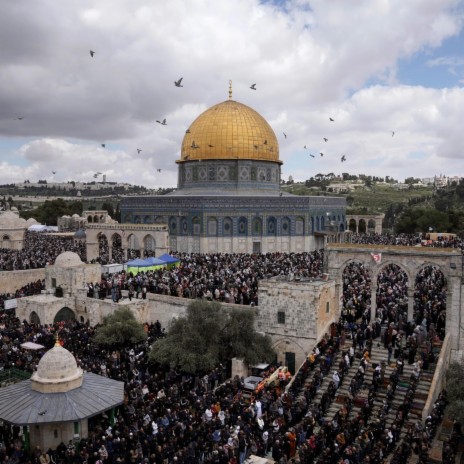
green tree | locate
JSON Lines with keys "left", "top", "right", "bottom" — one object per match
{"left": 19, "top": 199, "right": 82, "bottom": 225}
{"left": 395, "top": 207, "right": 451, "bottom": 234}
{"left": 219, "top": 309, "right": 275, "bottom": 366}
{"left": 94, "top": 307, "right": 147, "bottom": 347}
{"left": 101, "top": 202, "right": 115, "bottom": 218}
{"left": 149, "top": 300, "right": 276, "bottom": 374}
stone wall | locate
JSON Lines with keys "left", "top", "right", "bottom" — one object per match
{"left": 257, "top": 277, "right": 338, "bottom": 369}
{"left": 0, "top": 269, "right": 45, "bottom": 294}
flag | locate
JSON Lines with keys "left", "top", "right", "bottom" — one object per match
{"left": 370, "top": 252, "right": 382, "bottom": 264}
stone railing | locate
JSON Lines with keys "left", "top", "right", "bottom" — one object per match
{"left": 422, "top": 333, "right": 451, "bottom": 420}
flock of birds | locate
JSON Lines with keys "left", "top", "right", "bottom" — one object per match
{"left": 12, "top": 50, "right": 398, "bottom": 183}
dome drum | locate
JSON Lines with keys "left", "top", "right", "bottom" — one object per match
{"left": 177, "top": 159, "right": 281, "bottom": 191}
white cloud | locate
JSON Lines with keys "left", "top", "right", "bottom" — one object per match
{"left": 0, "top": 0, "right": 463, "bottom": 187}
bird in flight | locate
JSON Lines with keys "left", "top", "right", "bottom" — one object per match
{"left": 304, "top": 145, "right": 307, "bottom": 149}
{"left": 329, "top": 117, "right": 334, "bottom": 122}
{"left": 157, "top": 169, "right": 162, "bottom": 172}
{"left": 174, "top": 77, "right": 183, "bottom": 87}
{"left": 101, "top": 143, "right": 105, "bottom": 148}
{"left": 263, "top": 140, "right": 268, "bottom": 145}
{"left": 254, "top": 145, "right": 258, "bottom": 150}
{"left": 137, "top": 149, "right": 142, "bottom": 154}
{"left": 341, "top": 155, "right": 346, "bottom": 162}
{"left": 185, "top": 155, "right": 190, "bottom": 160}
{"left": 250, "top": 83, "right": 257, "bottom": 90}
{"left": 323, "top": 138, "right": 328, "bottom": 142}
{"left": 283, "top": 132, "right": 287, "bottom": 139}
{"left": 391, "top": 131, "right": 395, "bottom": 137}
{"left": 90, "top": 50, "right": 95, "bottom": 57}
{"left": 156, "top": 119, "right": 167, "bottom": 125}
{"left": 93, "top": 174, "right": 98, "bottom": 178}
{"left": 309, "top": 154, "right": 315, "bottom": 158}
{"left": 208, "top": 144, "right": 214, "bottom": 148}
{"left": 52, "top": 171, "right": 56, "bottom": 174}
{"left": 14, "top": 117, "right": 24, "bottom": 120}
{"left": 38, "top": 410, "right": 47, "bottom": 416}
{"left": 320, "top": 152, "right": 324, "bottom": 157}
{"left": 191, "top": 141, "right": 199, "bottom": 149}
{"left": 185, "top": 129, "right": 190, "bottom": 133}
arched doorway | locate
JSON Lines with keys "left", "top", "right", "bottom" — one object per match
{"left": 341, "top": 261, "right": 372, "bottom": 322}
{"left": 54, "top": 307, "right": 76, "bottom": 323}
{"left": 358, "top": 218, "right": 366, "bottom": 233}
{"left": 30, "top": 311, "right": 40, "bottom": 325}
{"left": 98, "top": 233, "right": 109, "bottom": 263}
{"left": 111, "top": 233, "right": 123, "bottom": 262}
{"left": 376, "top": 263, "right": 408, "bottom": 324}
{"left": 414, "top": 266, "right": 447, "bottom": 339}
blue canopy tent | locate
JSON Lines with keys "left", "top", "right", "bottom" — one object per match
{"left": 157, "top": 253, "right": 181, "bottom": 269}
{"left": 126, "top": 257, "right": 168, "bottom": 274}
{"left": 144, "top": 257, "right": 167, "bottom": 266}
{"left": 125, "top": 258, "right": 152, "bottom": 275}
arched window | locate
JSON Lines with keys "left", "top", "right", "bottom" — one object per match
{"left": 281, "top": 217, "right": 291, "bottom": 236}
{"left": 207, "top": 218, "right": 218, "bottom": 236}
{"left": 127, "top": 234, "right": 140, "bottom": 250}
{"left": 223, "top": 217, "right": 233, "bottom": 236}
{"left": 87, "top": 216, "right": 93, "bottom": 223}
{"left": 252, "top": 217, "right": 262, "bottom": 236}
{"left": 181, "top": 218, "right": 188, "bottom": 235}
{"left": 238, "top": 217, "right": 248, "bottom": 236}
{"left": 267, "top": 217, "right": 277, "bottom": 236}
{"left": 295, "top": 217, "right": 304, "bottom": 235}
{"left": 310, "top": 217, "right": 315, "bottom": 235}
{"left": 93, "top": 215, "right": 99, "bottom": 223}
{"left": 169, "top": 216, "right": 177, "bottom": 234}
{"left": 192, "top": 217, "right": 201, "bottom": 236}
{"left": 144, "top": 235, "right": 156, "bottom": 251}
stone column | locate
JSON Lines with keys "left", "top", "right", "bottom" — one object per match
{"left": 370, "top": 284, "right": 377, "bottom": 322}
{"left": 356, "top": 219, "right": 359, "bottom": 233}
{"left": 407, "top": 287, "right": 414, "bottom": 322}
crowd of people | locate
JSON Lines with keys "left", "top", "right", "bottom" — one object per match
{"left": 0, "top": 232, "right": 86, "bottom": 271}
{"left": 349, "top": 233, "right": 463, "bottom": 250}
{"left": 93, "top": 252, "right": 324, "bottom": 307}
{"left": 0, "top": 305, "right": 458, "bottom": 464}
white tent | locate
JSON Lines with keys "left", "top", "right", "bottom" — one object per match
{"left": 28, "top": 224, "right": 59, "bottom": 232}
{"left": 20, "top": 342, "right": 45, "bottom": 350}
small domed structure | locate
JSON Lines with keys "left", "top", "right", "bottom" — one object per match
{"left": 0, "top": 211, "right": 26, "bottom": 228}
{"left": 26, "top": 217, "right": 38, "bottom": 225}
{"left": 72, "top": 213, "right": 81, "bottom": 218}
{"left": 31, "top": 343, "right": 83, "bottom": 393}
{"left": 54, "top": 251, "right": 83, "bottom": 268}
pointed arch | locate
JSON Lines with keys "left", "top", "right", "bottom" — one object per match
{"left": 223, "top": 217, "right": 233, "bottom": 236}
{"left": 54, "top": 307, "right": 76, "bottom": 323}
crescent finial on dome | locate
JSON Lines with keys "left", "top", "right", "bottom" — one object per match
{"left": 229, "top": 80, "right": 232, "bottom": 100}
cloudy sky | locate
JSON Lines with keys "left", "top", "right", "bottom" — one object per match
{"left": 1, "top": 0, "right": 463, "bottom": 189}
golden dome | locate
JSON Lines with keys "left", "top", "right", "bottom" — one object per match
{"left": 179, "top": 100, "right": 281, "bottom": 163}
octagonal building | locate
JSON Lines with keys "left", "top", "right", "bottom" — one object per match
{"left": 121, "top": 85, "right": 346, "bottom": 253}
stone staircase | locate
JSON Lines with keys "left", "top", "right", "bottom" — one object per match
{"left": 290, "top": 338, "right": 442, "bottom": 462}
